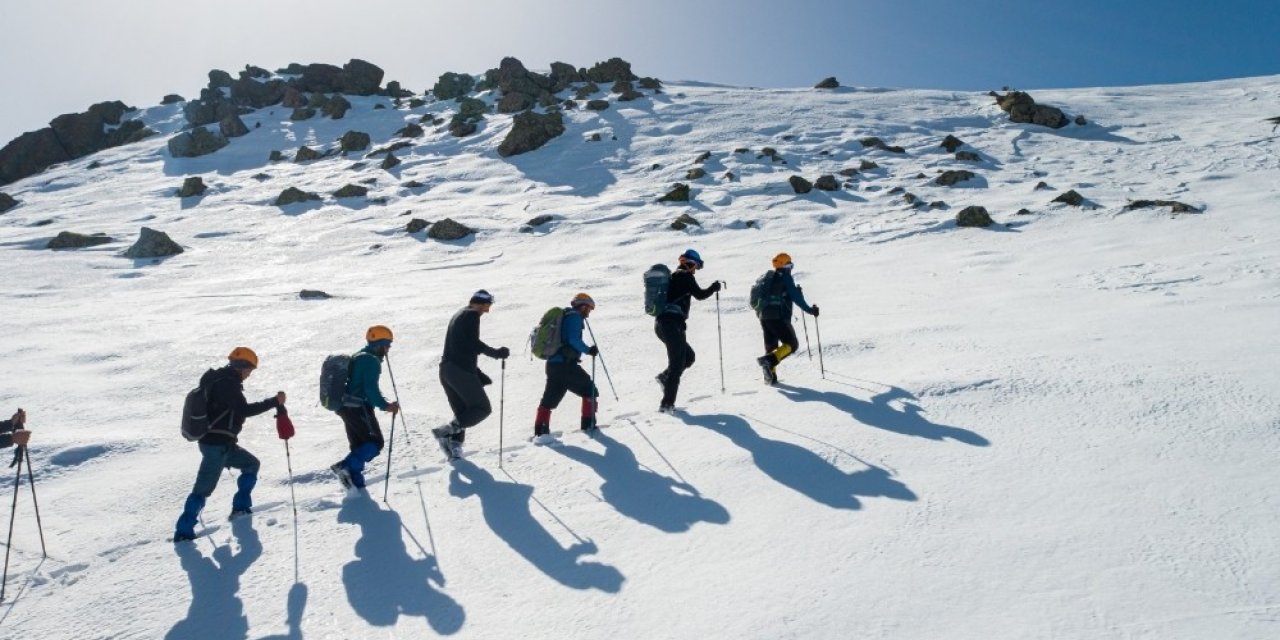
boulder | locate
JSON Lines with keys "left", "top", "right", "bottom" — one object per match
{"left": 1052, "top": 190, "right": 1084, "bottom": 206}
{"left": 585, "top": 99, "right": 610, "bottom": 111}
{"left": 1123, "top": 199, "right": 1200, "bottom": 214}
{"left": 574, "top": 82, "right": 601, "bottom": 100}
{"left": 219, "top": 114, "right": 250, "bottom": 138}
{"left": 48, "top": 231, "right": 113, "bottom": 249}
{"left": 525, "top": 214, "right": 555, "bottom": 228}
{"left": 587, "top": 133, "right": 601, "bottom": 142}
{"left": 934, "top": 170, "right": 976, "bottom": 187}
{"left": 814, "top": 77, "right": 839, "bottom": 89}
{"left": 1034, "top": 181, "right": 1051, "bottom": 191}
{"left": 1015, "top": 208, "right": 1032, "bottom": 215}
{"left": 269, "top": 150, "right": 284, "bottom": 162}
{"left": 406, "top": 218, "right": 430, "bottom": 233}
{"left": 290, "top": 107, "right": 317, "bottom": 121}
{"left": 658, "top": 183, "right": 691, "bottom": 202}
{"left": 638, "top": 77, "right": 662, "bottom": 90}
{"left": 484, "top": 57, "right": 556, "bottom": 107}
{"left": 161, "top": 94, "right": 185, "bottom": 104}
{"left": 860, "top": 160, "right": 880, "bottom": 171}
{"left": 956, "top": 206, "right": 994, "bottom": 227}
{"left": 241, "top": 65, "right": 270, "bottom": 79}
{"left": 585, "top": 58, "right": 637, "bottom": 83}
{"left": 124, "top": 227, "right": 184, "bottom": 258}
{"left": 333, "top": 184, "right": 368, "bottom": 198}
{"left": 1074, "top": 115, "right": 1087, "bottom": 126}
{"left": 298, "top": 63, "right": 343, "bottom": 93}
{"left": 177, "top": 177, "right": 207, "bottom": 197}
{"left": 0, "top": 192, "right": 18, "bottom": 213}
{"left": 550, "top": 62, "right": 583, "bottom": 91}
{"left": 321, "top": 94, "right": 352, "bottom": 119}
{"left": 497, "top": 110, "right": 565, "bottom": 157}
{"left": 208, "top": 69, "right": 234, "bottom": 89}
{"left": 340, "top": 59, "right": 385, "bottom": 95}
{"left": 230, "top": 77, "right": 286, "bottom": 108}
{"left": 860, "top": 137, "right": 906, "bottom": 153}
{"left": 670, "top": 213, "right": 700, "bottom": 230}
{"left": 941, "top": 135, "right": 964, "bottom": 153}
{"left": 694, "top": 151, "right": 712, "bottom": 163}
{"left": 995, "top": 91, "right": 1069, "bottom": 129}
{"left": 282, "top": 87, "right": 307, "bottom": 108}
{"left": 789, "top": 176, "right": 813, "bottom": 194}
{"left": 274, "top": 187, "right": 321, "bottom": 206}
{"left": 339, "top": 131, "right": 371, "bottom": 153}
{"left": 686, "top": 168, "right": 707, "bottom": 180}
{"left": 396, "top": 123, "right": 424, "bottom": 138}
{"left": 184, "top": 88, "right": 238, "bottom": 128}
{"left": 838, "top": 168, "right": 859, "bottom": 177}
{"left": 432, "top": 72, "right": 475, "bottom": 100}
{"left": 299, "top": 289, "right": 332, "bottom": 300}
{"left": 408, "top": 98, "right": 426, "bottom": 108}
{"left": 402, "top": 180, "right": 426, "bottom": 188}
{"left": 428, "top": 217, "right": 473, "bottom": 240}
{"left": 498, "top": 92, "right": 534, "bottom": 114}
{"left": 814, "top": 175, "right": 839, "bottom": 191}
{"left": 167, "top": 127, "right": 229, "bottom": 158}
{"left": 295, "top": 146, "right": 322, "bottom": 162}
{"left": 956, "top": 151, "right": 981, "bottom": 162}
{"left": 381, "top": 153, "right": 401, "bottom": 170}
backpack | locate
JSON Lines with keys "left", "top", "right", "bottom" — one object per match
{"left": 643, "top": 263, "right": 674, "bottom": 316}
{"left": 180, "top": 372, "right": 231, "bottom": 442}
{"left": 319, "top": 354, "right": 354, "bottom": 411}
{"left": 530, "top": 307, "right": 568, "bottom": 360}
{"left": 750, "top": 270, "right": 787, "bottom": 319}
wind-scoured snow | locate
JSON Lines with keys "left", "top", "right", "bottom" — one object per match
{"left": 1, "top": 74, "right": 1278, "bottom": 639}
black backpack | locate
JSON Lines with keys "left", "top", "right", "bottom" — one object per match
{"left": 749, "top": 271, "right": 787, "bottom": 319}
{"left": 319, "top": 354, "right": 354, "bottom": 411}
{"left": 180, "top": 371, "right": 231, "bottom": 442}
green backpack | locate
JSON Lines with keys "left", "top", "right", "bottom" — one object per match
{"left": 530, "top": 307, "right": 568, "bottom": 359}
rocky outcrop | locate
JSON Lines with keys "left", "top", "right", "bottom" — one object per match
{"left": 686, "top": 168, "right": 707, "bottom": 180}
{"left": 339, "top": 131, "right": 371, "bottom": 153}
{"left": 428, "top": 218, "right": 473, "bottom": 240}
{"left": 485, "top": 57, "right": 557, "bottom": 113}
{"left": 585, "top": 58, "right": 637, "bottom": 83}
{"left": 449, "top": 97, "right": 488, "bottom": 137}
{"left": 670, "top": 213, "right": 700, "bottom": 230}
{"left": 177, "top": 177, "right": 207, "bottom": 197}
{"left": 789, "top": 176, "right": 813, "bottom": 193}
{"left": 658, "top": 183, "right": 691, "bottom": 203}
{"left": 1123, "top": 199, "right": 1200, "bottom": 213}
{"left": 550, "top": 62, "right": 583, "bottom": 91}
{"left": 291, "top": 60, "right": 384, "bottom": 95}
{"left": 956, "top": 206, "right": 994, "bottom": 227}
{"left": 274, "top": 187, "right": 321, "bottom": 206}
{"left": 167, "top": 127, "right": 229, "bottom": 158}
{"left": 934, "top": 170, "right": 976, "bottom": 187}
{"left": 585, "top": 99, "right": 610, "bottom": 111}
{"left": 333, "top": 184, "right": 368, "bottom": 198}
{"left": 124, "top": 227, "right": 183, "bottom": 258}
{"left": 860, "top": 137, "right": 906, "bottom": 153}
{"left": 941, "top": 135, "right": 964, "bottom": 153}
{"left": 230, "top": 76, "right": 286, "bottom": 109}
{"left": 219, "top": 114, "right": 250, "bottom": 138}
{"left": 295, "top": 146, "right": 322, "bottom": 162}
{"left": 994, "top": 91, "right": 1069, "bottom": 129}
{"left": 184, "top": 88, "right": 239, "bottom": 128}
{"left": 380, "top": 153, "right": 401, "bottom": 170}
{"left": 814, "top": 175, "right": 839, "bottom": 191}
{"left": 0, "top": 101, "right": 148, "bottom": 185}
{"left": 48, "top": 231, "right": 113, "bottom": 249}
{"left": 406, "top": 218, "right": 430, "bottom": 233}
{"left": 0, "top": 192, "right": 17, "bottom": 213}
{"left": 814, "top": 77, "right": 839, "bottom": 89}
{"left": 1052, "top": 189, "right": 1084, "bottom": 206}
{"left": 433, "top": 72, "right": 475, "bottom": 100}
{"left": 498, "top": 110, "right": 565, "bottom": 157}
{"left": 161, "top": 94, "right": 185, "bottom": 104}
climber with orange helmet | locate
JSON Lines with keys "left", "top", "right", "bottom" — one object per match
{"left": 174, "top": 346, "right": 287, "bottom": 542}
{"left": 752, "top": 252, "right": 818, "bottom": 385}
{"left": 329, "top": 325, "right": 401, "bottom": 491}
{"left": 533, "top": 293, "right": 601, "bottom": 441}
{"left": 433, "top": 290, "right": 510, "bottom": 461}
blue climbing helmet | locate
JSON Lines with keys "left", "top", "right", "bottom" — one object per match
{"left": 678, "top": 248, "right": 704, "bottom": 269}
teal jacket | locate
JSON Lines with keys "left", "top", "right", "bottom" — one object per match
{"left": 344, "top": 346, "right": 389, "bottom": 409}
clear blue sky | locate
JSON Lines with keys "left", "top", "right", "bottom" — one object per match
{"left": 1, "top": 0, "right": 1277, "bottom": 145}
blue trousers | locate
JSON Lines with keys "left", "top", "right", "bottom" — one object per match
{"left": 174, "top": 443, "right": 260, "bottom": 537}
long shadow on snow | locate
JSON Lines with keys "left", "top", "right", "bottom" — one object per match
{"left": 774, "top": 382, "right": 989, "bottom": 446}
{"left": 500, "top": 102, "right": 653, "bottom": 197}
{"left": 338, "top": 496, "right": 464, "bottom": 634}
{"left": 167, "top": 517, "right": 262, "bottom": 640}
{"left": 259, "top": 583, "right": 309, "bottom": 640}
{"left": 550, "top": 430, "right": 730, "bottom": 532}
{"left": 448, "top": 459, "right": 624, "bottom": 592}
{"left": 677, "top": 412, "right": 916, "bottom": 510}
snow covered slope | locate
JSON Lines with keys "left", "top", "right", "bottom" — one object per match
{"left": 1, "top": 72, "right": 1278, "bottom": 639}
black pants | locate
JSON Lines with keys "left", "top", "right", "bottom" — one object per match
{"left": 761, "top": 318, "right": 799, "bottom": 354}
{"left": 655, "top": 316, "right": 695, "bottom": 406}
{"left": 540, "top": 360, "right": 597, "bottom": 408}
{"left": 338, "top": 405, "right": 384, "bottom": 452}
{"left": 439, "top": 361, "right": 492, "bottom": 441}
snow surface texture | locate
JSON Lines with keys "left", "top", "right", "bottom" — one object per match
{"left": 1, "top": 74, "right": 1279, "bottom": 639}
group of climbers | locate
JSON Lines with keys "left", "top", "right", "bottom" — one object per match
{"left": 163, "top": 249, "right": 818, "bottom": 541}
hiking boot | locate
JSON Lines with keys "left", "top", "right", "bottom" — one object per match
{"left": 172, "top": 531, "right": 196, "bottom": 543}
{"left": 532, "top": 433, "right": 558, "bottom": 446}
{"left": 432, "top": 425, "right": 455, "bottom": 460}
{"left": 756, "top": 355, "right": 776, "bottom": 385}
{"left": 581, "top": 416, "right": 597, "bottom": 431}
{"left": 449, "top": 441, "right": 464, "bottom": 461}
{"left": 229, "top": 508, "right": 253, "bottom": 519}
{"left": 330, "top": 461, "right": 354, "bottom": 489}
{"left": 658, "top": 403, "right": 675, "bottom": 415}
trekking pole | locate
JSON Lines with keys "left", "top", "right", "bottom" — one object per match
{"left": 800, "top": 313, "right": 812, "bottom": 360}
{"left": 583, "top": 319, "right": 619, "bottom": 401}
{"left": 21, "top": 447, "right": 46, "bottom": 558}
{"left": 1, "top": 447, "right": 25, "bottom": 601}
{"left": 382, "top": 412, "right": 398, "bottom": 503}
{"left": 384, "top": 354, "right": 411, "bottom": 443}
{"left": 814, "top": 315, "right": 826, "bottom": 379}
{"left": 715, "top": 288, "right": 725, "bottom": 394}
{"left": 498, "top": 360, "right": 506, "bottom": 469}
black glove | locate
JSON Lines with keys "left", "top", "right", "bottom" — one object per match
{"left": 708, "top": 281, "right": 722, "bottom": 294}
{"left": 811, "top": 305, "right": 820, "bottom": 318}
{"left": 587, "top": 345, "right": 599, "bottom": 357}
{"left": 479, "top": 370, "right": 493, "bottom": 386}
{"left": 495, "top": 346, "right": 511, "bottom": 360}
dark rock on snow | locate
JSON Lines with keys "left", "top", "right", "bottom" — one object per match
{"left": 498, "top": 110, "right": 565, "bottom": 157}
{"left": 177, "top": 177, "right": 207, "bottom": 197}
{"left": 219, "top": 114, "right": 250, "bottom": 138}
{"left": 956, "top": 206, "right": 994, "bottom": 227}
{"left": 299, "top": 290, "right": 332, "bottom": 300}
{"left": 295, "top": 146, "right": 322, "bottom": 162}
{"left": 789, "top": 176, "right": 813, "bottom": 194}
{"left": 1052, "top": 189, "right": 1084, "bottom": 206}
{"left": 161, "top": 94, "right": 185, "bottom": 105}
{"left": 860, "top": 160, "right": 880, "bottom": 171}
{"left": 585, "top": 99, "right": 610, "bottom": 111}
{"left": 290, "top": 107, "right": 317, "bottom": 121}
{"left": 670, "top": 213, "right": 700, "bottom": 230}
{"left": 814, "top": 175, "right": 839, "bottom": 191}
{"left": 814, "top": 77, "right": 839, "bottom": 89}
{"left": 585, "top": 58, "right": 637, "bottom": 83}
{"left": 955, "top": 151, "right": 982, "bottom": 162}
{"left": 433, "top": 72, "right": 475, "bottom": 100}
{"left": 934, "top": 170, "right": 975, "bottom": 186}
{"left": 339, "top": 131, "right": 371, "bottom": 153}
{"left": 658, "top": 183, "right": 691, "bottom": 203}
{"left": 525, "top": 214, "right": 555, "bottom": 228}
{"left": 994, "top": 91, "right": 1069, "bottom": 129}
{"left": 48, "top": 231, "right": 113, "bottom": 249}
{"left": 686, "top": 168, "right": 707, "bottom": 180}
{"left": 406, "top": 218, "right": 430, "bottom": 233}
{"left": 274, "top": 187, "right": 321, "bottom": 206}
{"left": 0, "top": 192, "right": 18, "bottom": 213}
{"left": 860, "top": 137, "right": 905, "bottom": 153}
{"left": 333, "top": 184, "right": 369, "bottom": 198}
{"left": 124, "top": 227, "right": 184, "bottom": 258}
{"left": 941, "top": 135, "right": 965, "bottom": 153}
{"left": 167, "top": 127, "right": 229, "bottom": 158}
{"left": 428, "top": 217, "right": 473, "bottom": 240}
{"left": 1124, "top": 199, "right": 1200, "bottom": 213}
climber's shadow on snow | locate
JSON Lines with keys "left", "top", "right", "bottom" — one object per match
{"left": 449, "top": 459, "right": 624, "bottom": 592}
{"left": 678, "top": 412, "right": 916, "bottom": 510}
{"left": 259, "top": 582, "right": 309, "bottom": 640}
{"left": 338, "top": 497, "right": 465, "bottom": 635}
{"left": 551, "top": 430, "right": 730, "bottom": 532}
{"left": 774, "top": 382, "right": 989, "bottom": 446}
{"left": 166, "top": 516, "right": 262, "bottom": 640}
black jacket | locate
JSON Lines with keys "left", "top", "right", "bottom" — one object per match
{"left": 0, "top": 419, "right": 17, "bottom": 449}
{"left": 659, "top": 266, "right": 719, "bottom": 320}
{"left": 442, "top": 308, "right": 502, "bottom": 373}
{"left": 198, "top": 366, "right": 279, "bottom": 446}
